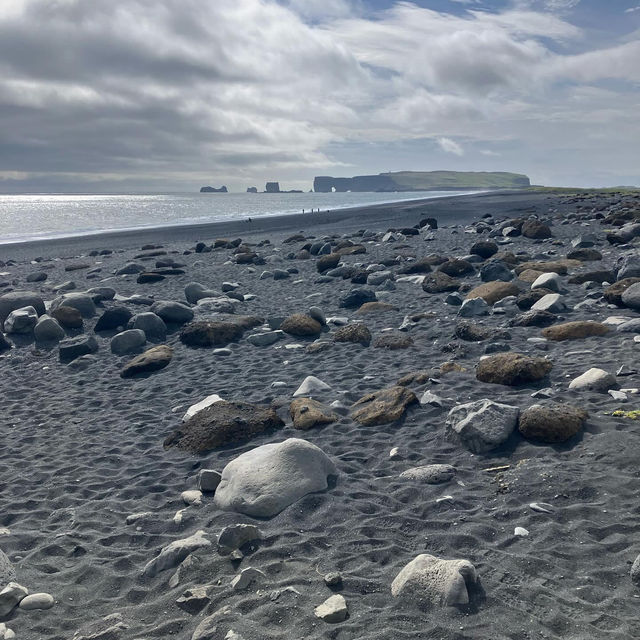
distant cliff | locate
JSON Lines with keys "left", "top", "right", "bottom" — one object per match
{"left": 200, "top": 185, "right": 228, "bottom": 193}
{"left": 313, "top": 171, "right": 530, "bottom": 193}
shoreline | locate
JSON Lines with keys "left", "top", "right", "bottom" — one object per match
{"left": 1, "top": 189, "right": 555, "bottom": 261}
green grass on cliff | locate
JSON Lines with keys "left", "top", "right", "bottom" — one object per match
{"left": 385, "top": 171, "right": 531, "bottom": 190}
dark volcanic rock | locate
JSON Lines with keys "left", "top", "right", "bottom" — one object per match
{"left": 94, "top": 307, "right": 133, "bottom": 332}
{"left": 521, "top": 220, "right": 552, "bottom": 239}
{"left": 51, "top": 306, "right": 83, "bottom": 329}
{"left": 398, "top": 258, "right": 433, "bottom": 275}
{"left": 510, "top": 310, "right": 557, "bottom": 328}
{"left": 470, "top": 241, "right": 498, "bottom": 259}
{"left": 541, "top": 321, "right": 609, "bottom": 341}
{"left": 180, "top": 321, "right": 244, "bottom": 347}
{"left": 163, "top": 400, "right": 284, "bottom": 452}
{"left": 351, "top": 386, "right": 418, "bottom": 426}
{"left": 120, "top": 345, "right": 172, "bottom": 378}
{"left": 516, "top": 289, "right": 554, "bottom": 311}
{"left": 568, "top": 270, "right": 616, "bottom": 285}
{"left": 603, "top": 278, "right": 640, "bottom": 306}
{"left": 476, "top": 352, "right": 552, "bottom": 386}
{"left": 518, "top": 404, "right": 587, "bottom": 443}
{"left": 280, "top": 314, "right": 323, "bottom": 337}
{"left": 438, "top": 259, "right": 474, "bottom": 277}
{"left": 59, "top": 335, "right": 99, "bottom": 362}
{"left": 422, "top": 272, "right": 460, "bottom": 293}
{"left": 333, "top": 323, "right": 372, "bottom": 346}
{"left": 339, "top": 288, "right": 377, "bottom": 309}
{"left": 566, "top": 248, "right": 602, "bottom": 262}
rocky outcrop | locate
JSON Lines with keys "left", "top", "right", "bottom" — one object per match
{"left": 200, "top": 185, "right": 228, "bottom": 193}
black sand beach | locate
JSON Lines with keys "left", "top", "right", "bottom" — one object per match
{"left": 1, "top": 189, "right": 640, "bottom": 640}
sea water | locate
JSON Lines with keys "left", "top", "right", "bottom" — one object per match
{"left": 0, "top": 190, "right": 473, "bottom": 243}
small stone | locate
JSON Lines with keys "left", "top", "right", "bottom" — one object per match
{"left": 175, "top": 586, "right": 210, "bottom": 614}
{"left": 514, "top": 527, "right": 529, "bottom": 537}
{"left": 18, "top": 592, "right": 55, "bottom": 610}
{"left": 568, "top": 368, "right": 617, "bottom": 393}
{"left": 609, "top": 390, "right": 628, "bottom": 402}
{"left": 143, "top": 530, "right": 211, "bottom": 577}
{"left": 324, "top": 572, "right": 342, "bottom": 587}
{"left": 181, "top": 490, "right": 203, "bottom": 506}
{"left": 218, "top": 524, "right": 263, "bottom": 554}
{"left": 293, "top": 375, "right": 332, "bottom": 397}
{"left": 197, "top": 469, "right": 222, "bottom": 493}
{"left": 0, "top": 582, "right": 29, "bottom": 617}
{"left": 400, "top": 464, "right": 455, "bottom": 484}
{"left": 314, "top": 594, "right": 348, "bottom": 623}
{"left": 230, "top": 567, "right": 265, "bottom": 591}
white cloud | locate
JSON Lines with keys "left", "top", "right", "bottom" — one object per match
{"left": 437, "top": 137, "right": 464, "bottom": 156}
{"left": 625, "top": 5, "right": 640, "bottom": 12}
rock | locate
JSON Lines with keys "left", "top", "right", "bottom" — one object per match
{"left": 541, "top": 321, "right": 609, "bottom": 341}
{"left": 631, "top": 555, "right": 640, "bottom": 587}
{"left": 400, "top": 464, "right": 455, "bottom": 484}
{"left": 308, "top": 306, "right": 326, "bottom": 325}
{"left": 290, "top": 398, "right": 338, "bottom": 430}
{"left": 355, "top": 302, "right": 397, "bottom": 315}
{"left": 470, "top": 241, "right": 498, "bottom": 259}
{"left": 351, "top": 386, "right": 418, "bottom": 426}
{"left": 280, "top": 314, "right": 322, "bottom": 337}
{"left": 143, "top": 530, "right": 211, "bottom": 577}
{"left": 457, "top": 297, "right": 489, "bottom": 317}
{"left": 71, "top": 613, "right": 128, "bottom": 640}
{"left": 617, "top": 253, "right": 640, "bottom": 280}
{"left": 0, "top": 582, "right": 28, "bottom": 617}
{"left": 180, "top": 321, "right": 244, "bottom": 347}
{"left": 438, "top": 259, "right": 474, "bottom": 277}
{"left": 571, "top": 233, "right": 596, "bottom": 249}
{"left": 391, "top": 554, "right": 479, "bottom": 607}
{"left": 4, "top": 306, "right": 38, "bottom": 333}
{"left": 182, "top": 394, "right": 223, "bottom": 421}
{"left": 314, "top": 594, "right": 348, "bottom": 623}
{"left": 59, "top": 335, "right": 99, "bottom": 362}
{"left": 197, "top": 469, "right": 222, "bottom": 493}
{"left": 51, "top": 293, "right": 96, "bottom": 318}
{"left": 568, "top": 368, "right": 617, "bottom": 393}
{"left": 51, "top": 305, "right": 84, "bottom": 329}
{"left": 339, "top": 288, "right": 377, "bottom": 308}
{"left": 316, "top": 253, "right": 341, "bottom": 273}
{"left": 510, "top": 310, "right": 557, "bottom": 328}
{"left": 522, "top": 220, "right": 552, "bottom": 239}
{"left": 150, "top": 300, "right": 194, "bottom": 324}
{"left": 116, "top": 262, "right": 145, "bottom": 275}
{"left": 333, "top": 323, "right": 371, "bottom": 346}
{"left": 454, "top": 321, "right": 493, "bottom": 342}
{"left": 476, "top": 352, "right": 552, "bottom": 386}
{"left": 87, "top": 287, "right": 116, "bottom": 303}
{"left": 196, "top": 296, "right": 238, "bottom": 314}
{"left": 0, "top": 333, "right": 11, "bottom": 353}
{"left": 176, "top": 586, "right": 210, "bottom": 614}
{"left": 94, "top": 307, "right": 133, "bottom": 332}
{"left": 518, "top": 404, "right": 587, "bottom": 443}
{"left": 33, "top": 315, "right": 65, "bottom": 342}
{"left": 621, "top": 282, "right": 640, "bottom": 310}
{"left": 182, "top": 490, "right": 202, "bottom": 506}
{"left": 218, "top": 524, "right": 263, "bottom": 554}
{"left": 422, "top": 271, "right": 460, "bottom": 293}
{"left": 446, "top": 399, "right": 519, "bottom": 453}
{"left": 214, "top": 438, "right": 337, "bottom": 517}
{"left": 246, "top": 330, "right": 283, "bottom": 346}
{"left": 373, "top": 333, "right": 413, "bottom": 349}
{"left": 531, "top": 272, "right": 564, "bottom": 293}
{"left": 0, "top": 291, "right": 45, "bottom": 325}
{"left": 568, "top": 269, "right": 616, "bottom": 285}
{"left": 466, "top": 281, "right": 519, "bottom": 305}
{"left": 617, "top": 318, "right": 640, "bottom": 333}
{"left": 293, "top": 376, "right": 331, "bottom": 397}
{"left": 566, "top": 248, "right": 602, "bottom": 261}
{"left": 515, "top": 260, "right": 575, "bottom": 276}
{"left": 604, "top": 278, "right": 640, "bottom": 306}
{"left": 516, "top": 289, "right": 552, "bottom": 311}
{"left": 324, "top": 571, "right": 343, "bottom": 586}
{"left": 110, "top": 329, "right": 146, "bottom": 355}
{"left": 18, "top": 592, "right": 55, "bottom": 610}
{"left": 185, "top": 282, "right": 218, "bottom": 304}
{"left": 531, "top": 293, "right": 567, "bottom": 313}
{"left": 26, "top": 271, "right": 47, "bottom": 282}
{"left": 67, "top": 354, "right": 97, "bottom": 371}
{"left": 164, "top": 400, "right": 284, "bottom": 452}
{"left": 480, "top": 260, "right": 513, "bottom": 282}
{"left": 127, "top": 312, "right": 167, "bottom": 340}
{"left": 0, "top": 622, "right": 15, "bottom": 639}
{"left": 120, "top": 345, "right": 172, "bottom": 377}
{"left": 231, "top": 567, "right": 265, "bottom": 591}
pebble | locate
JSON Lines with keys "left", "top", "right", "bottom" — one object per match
{"left": 125, "top": 512, "right": 152, "bottom": 525}
{"left": 181, "top": 490, "right": 202, "bottom": 506}
{"left": 514, "top": 527, "right": 529, "bottom": 537}
{"left": 529, "top": 502, "right": 554, "bottom": 513}
{"left": 314, "top": 594, "right": 348, "bottom": 623}
{"left": 231, "top": 567, "right": 265, "bottom": 591}
{"left": 19, "top": 592, "right": 55, "bottom": 610}
{"left": 389, "top": 447, "right": 401, "bottom": 459}
{"left": 324, "top": 571, "right": 343, "bottom": 587}
{"left": 0, "top": 623, "right": 16, "bottom": 640}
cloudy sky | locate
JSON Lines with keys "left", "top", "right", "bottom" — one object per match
{"left": 0, "top": 0, "right": 638, "bottom": 193}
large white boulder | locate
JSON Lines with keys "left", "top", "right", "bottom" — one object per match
{"left": 214, "top": 438, "right": 337, "bottom": 517}
{"left": 568, "top": 367, "right": 617, "bottom": 393}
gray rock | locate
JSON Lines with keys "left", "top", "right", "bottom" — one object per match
{"left": 391, "top": 554, "right": 478, "bottom": 607}
{"left": 18, "top": 592, "right": 55, "bottom": 610}
{"left": 446, "top": 399, "right": 519, "bottom": 453}
{"left": 71, "top": 613, "right": 128, "bottom": 640}
{"left": 273, "top": 269, "right": 290, "bottom": 280}
{"left": 185, "top": 282, "right": 217, "bottom": 304}
{"left": 246, "top": 330, "right": 283, "bottom": 346}
{"left": 143, "top": 530, "right": 211, "bottom": 577}
{"left": 568, "top": 367, "right": 617, "bottom": 393}
{"left": 51, "top": 293, "right": 96, "bottom": 318}
{"left": 314, "top": 594, "right": 348, "bottom": 623}
{"left": 94, "top": 307, "right": 133, "bottom": 332}
{"left": 127, "top": 312, "right": 167, "bottom": 340}
{"left": 480, "top": 261, "right": 513, "bottom": 282}
{"left": 367, "top": 270, "right": 392, "bottom": 286}
{"left": 175, "top": 586, "right": 210, "bottom": 615}
{"left": 218, "top": 524, "right": 263, "bottom": 554}
{"left": 617, "top": 253, "right": 640, "bottom": 280}
{"left": 0, "top": 582, "right": 28, "bottom": 617}
{"left": 59, "top": 335, "right": 99, "bottom": 362}
{"left": 34, "top": 315, "right": 65, "bottom": 342}
{"left": 616, "top": 318, "right": 640, "bottom": 333}
{"left": 0, "top": 291, "right": 45, "bottom": 325}
{"left": 631, "top": 554, "right": 640, "bottom": 587}
{"left": 0, "top": 550, "right": 15, "bottom": 590}
{"left": 293, "top": 375, "right": 331, "bottom": 397}
{"left": 86, "top": 287, "right": 116, "bottom": 303}
{"left": 116, "top": 262, "right": 145, "bottom": 275}
{"left": 110, "top": 329, "right": 146, "bottom": 355}
{"left": 4, "top": 306, "right": 38, "bottom": 333}
{"left": 196, "top": 297, "right": 238, "bottom": 315}
{"left": 621, "top": 283, "right": 640, "bottom": 310}
{"left": 150, "top": 300, "right": 194, "bottom": 324}
{"left": 400, "top": 464, "right": 455, "bottom": 484}
{"left": 214, "top": 438, "right": 337, "bottom": 517}
{"left": 197, "top": 469, "right": 222, "bottom": 493}
{"left": 231, "top": 567, "right": 265, "bottom": 591}
{"left": 457, "top": 297, "right": 489, "bottom": 317}
{"left": 67, "top": 354, "right": 97, "bottom": 371}
{"left": 308, "top": 306, "right": 326, "bottom": 325}
{"left": 531, "top": 272, "right": 564, "bottom": 293}
{"left": 531, "top": 293, "right": 567, "bottom": 313}
{"left": 571, "top": 234, "right": 596, "bottom": 248}
{"left": 26, "top": 271, "right": 47, "bottom": 283}
{"left": 324, "top": 572, "right": 342, "bottom": 586}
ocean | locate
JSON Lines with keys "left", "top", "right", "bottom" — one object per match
{"left": 0, "top": 191, "right": 473, "bottom": 243}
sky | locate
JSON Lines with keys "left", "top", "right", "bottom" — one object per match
{"left": 0, "top": 0, "right": 638, "bottom": 193}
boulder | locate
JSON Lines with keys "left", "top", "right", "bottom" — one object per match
{"left": 280, "top": 314, "right": 322, "bottom": 337}
{"left": 373, "top": 333, "right": 414, "bottom": 349}
{"left": 522, "top": 220, "right": 552, "bottom": 239}
{"left": 143, "top": 530, "right": 211, "bottom": 577}
{"left": 457, "top": 297, "right": 489, "bottom": 317}
{"left": 466, "top": 281, "right": 520, "bottom": 305}
{"left": 518, "top": 404, "right": 587, "bottom": 443}
{"left": 516, "top": 289, "right": 553, "bottom": 311}
{"left": 541, "top": 321, "right": 609, "bottom": 341}
{"left": 621, "top": 283, "right": 640, "bottom": 311}
{"left": 290, "top": 398, "right": 338, "bottom": 430}
{"left": 120, "top": 345, "right": 172, "bottom": 377}
{"left": 480, "top": 260, "right": 513, "bottom": 282}
{"left": 454, "top": 321, "right": 493, "bottom": 342}
{"left": 438, "top": 259, "right": 474, "bottom": 277}
{"left": 510, "top": 310, "right": 557, "bottom": 328}
{"left": 531, "top": 293, "right": 567, "bottom": 313}
{"left": 0, "top": 582, "right": 29, "bottom": 617}
{"left": 616, "top": 318, "right": 640, "bottom": 333}
{"left": 180, "top": 321, "right": 244, "bottom": 347}
{"left": 391, "top": 554, "right": 479, "bottom": 608}
{"left": 51, "top": 305, "right": 83, "bottom": 329}
{"left": 150, "top": 300, "right": 194, "bottom": 324}
{"left": 531, "top": 272, "right": 564, "bottom": 293}
{"left": 351, "top": 386, "right": 418, "bottom": 426}
{"left": 4, "top": 306, "right": 38, "bottom": 334}
{"left": 316, "top": 253, "right": 341, "bottom": 273}
{"left": 34, "top": 315, "right": 65, "bottom": 342}
{"left": 246, "top": 330, "right": 283, "bottom": 346}
{"left": 469, "top": 241, "right": 498, "bottom": 259}
{"left": 51, "top": 293, "right": 96, "bottom": 318}
{"left": 0, "top": 333, "right": 12, "bottom": 352}
{"left": 446, "top": 399, "right": 519, "bottom": 453}
{"left": 0, "top": 291, "right": 45, "bottom": 325}
{"left": 182, "top": 394, "right": 223, "bottom": 422}
{"left": 214, "top": 438, "right": 337, "bottom": 517}
{"left": 196, "top": 296, "right": 238, "bottom": 314}
{"left": 163, "top": 400, "right": 284, "bottom": 452}
{"left": 400, "top": 464, "right": 456, "bottom": 484}
{"left": 110, "top": 329, "right": 146, "bottom": 355}
{"left": 568, "top": 368, "right": 616, "bottom": 393}
{"left": 603, "top": 278, "right": 640, "bottom": 306}
{"left": 339, "top": 288, "right": 377, "bottom": 308}
{"left": 94, "top": 307, "right": 133, "bottom": 332}
{"left": 218, "top": 524, "right": 263, "bottom": 554}
{"left": 293, "top": 376, "right": 332, "bottom": 397}
{"left": 476, "top": 352, "right": 552, "bottom": 386}
{"left": 398, "top": 258, "right": 432, "bottom": 274}
{"left": 568, "top": 270, "right": 616, "bottom": 285}
{"left": 185, "top": 282, "right": 218, "bottom": 304}
{"left": 617, "top": 253, "right": 640, "bottom": 280}
{"left": 566, "top": 248, "right": 602, "bottom": 261}
{"left": 59, "top": 335, "right": 99, "bottom": 362}
{"left": 422, "top": 271, "right": 460, "bottom": 293}
{"left": 333, "top": 324, "right": 371, "bottom": 346}
{"left": 127, "top": 312, "right": 167, "bottom": 340}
